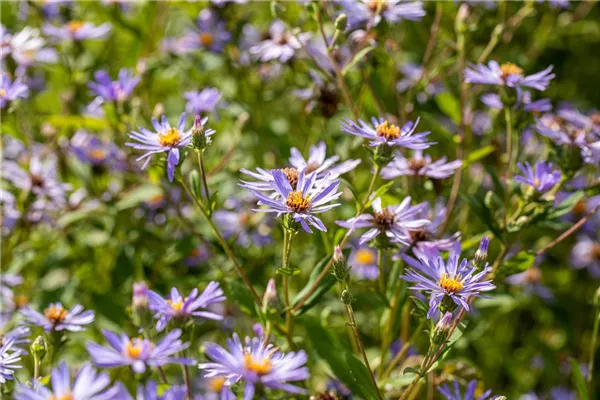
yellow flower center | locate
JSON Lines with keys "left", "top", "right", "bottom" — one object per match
{"left": 281, "top": 167, "right": 299, "bottom": 188}
{"left": 500, "top": 63, "right": 524, "bottom": 78}
{"left": 208, "top": 377, "right": 226, "bottom": 392}
{"left": 44, "top": 305, "right": 68, "bottom": 324}
{"left": 148, "top": 194, "right": 165, "bottom": 206}
{"left": 244, "top": 353, "right": 272, "bottom": 375}
{"left": 158, "top": 128, "right": 181, "bottom": 147}
{"left": 286, "top": 190, "right": 311, "bottom": 213}
{"left": 50, "top": 394, "right": 73, "bottom": 400}
{"left": 376, "top": 121, "right": 401, "bottom": 140}
{"left": 88, "top": 149, "right": 107, "bottom": 161}
{"left": 533, "top": 178, "right": 541, "bottom": 187}
{"left": 67, "top": 21, "right": 84, "bottom": 34}
{"left": 0, "top": 89, "right": 6, "bottom": 98}
{"left": 124, "top": 339, "right": 149, "bottom": 359}
{"left": 367, "top": 0, "right": 387, "bottom": 12}
{"left": 199, "top": 32, "right": 214, "bottom": 47}
{"left": 166, "top": 298, "right": 185, "bottom": 312}
{"left": 438, "top": 273, "right": 464, "bottom": 293}
{"left": 355, "top": 248, "right": 375, "bottom": 265}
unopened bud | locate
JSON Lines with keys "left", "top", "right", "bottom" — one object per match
{"left": 31, "top": 336, "right": 47, "bottom": 361}
{"left": 132, "top": 281, "right": 148, "bottom": 310}
{"left": 472, "top": 237, "right": 489, "bottom": 272}
{"left": 334, "top": 14, "right": 348, "bottom": 31}
{"left": 455, "top": 4, "right": 469, "bottom": 31}
{"left": 331, "top": 246, "right": 350, "bottom": 284}
{"left": 262, "top": 279, "right": 279, "bottom": 312}
{"left": 341, "top": 289, "right": 354, "bottom": 305}
{"left": 594, "top": 285, "right": 600, "bottom": 308}
{"left": 431, "top": 312, "right": 453, "bottom": 345}
{"left": 192, "top": 115, "right": 210, "bottom": 151}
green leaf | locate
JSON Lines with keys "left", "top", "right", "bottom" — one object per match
{"left": 463, "top": 145, "right": 496, "bottom": 168}
{"left": 46, "top": 115, "right": 108, "bottom": 131}
{"left": 460, "top": 193, "right": 504, "bottom": 243}
{"left": 341, "top": 46, "right": 375, "bottom": 76}
{"left": 497, "top": 251, "right": 535, "bottom": 278}
{"left": 225, "top": 279, "right": 258, "bottom": 318}
{"left": 410, "top": 296, "right": 429, "bottom": 318}
{"left": 292, "top": 255, "right": 336, "bottom": 316}
{"left": 548, "top": 191, "right": 584, "bottom": 219}
{"left": 189, "top": 170, "right": 202, "bottom": 199}
{"left": 345, "top": 353, "right": 381, "bottom": 400}
{"left": 365, "top": 181, "right": 394, "bottom": 208}
{"left": 115, "top": 185, "right": 162, "bottom": 210}
{"left": 435, "top": 92, "right": 461, "bottom": 123}
{"left": 569, "top": 358, "right": 589, "bottom": 400}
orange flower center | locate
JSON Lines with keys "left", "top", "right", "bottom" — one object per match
{"left": 67, "top": 21, "right": 84, "bottom": 34}
{"left": 199, "top": 32, "right": 214, "bottom": 47}
{"left": 533, "top": 178, "right": 541, "bottom": 187}
{"left": 355, "top": 248, "right": 376, "bottom": 265}
{"left": 44, "top": 305, "right": 68, "bottom": 324}
{"left": 286, "top": 190, "right": 311, "bottom": 213}
{"left": 500, "top": 63, "right": 524, "bottom": 78}
{"left": 376, "top": 121, "right": 401, "bottom": 140}
{"left": 124, "top": 339, "right": 149, "bottom": 359}
{"left": 166, "top": 298, "right": 185, "bottom": 312}
{"left": 208, "top": 377, "right": 226, "bottom": 392}
{"left": 0, "top": 89, "right": 6, "bottom": 98}
{"left": 158, "top": 128, "right": 181, "bottom": 147}
{"left": 438, "top": 273, "right": 464, "bottom": 293}
{"left": 281, "top": 167, "right": 299, "bottom": 188}
{"left": 89, "top": 149, "right": 107, "bottom": 161}
{"left": 50, "top": 394, "right": 73, "bottom": 400}
{"left": 244, "top": 353, "right": 272, "bottom": 375}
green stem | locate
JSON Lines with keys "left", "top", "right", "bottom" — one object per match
{"left": 182, "top": 361, "right": 192, "bottom": 399}
{"left": 377, "top": 249, "right": 385, "bottom": 294}
{"left": 198, "top": 151, "right": 210, "bottom": 202}
{"left": 503, "top": 106, "right": 514, "bottom": 231}
{"left": 157, "top": 366, "right": 168, "bottom": 384}
{"left": 588, "top": 308, "right": 600, "bottom": 394}
{"left": 281, "top": 228, "right": 296, "bottom": 350}
{"left": 381, "top": 318, "right": 426, "bottom": 381}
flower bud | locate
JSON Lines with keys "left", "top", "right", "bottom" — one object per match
{"left": 431, "top": 312, "right": 453, "bottom": 345}
{"left": 31, "top": 336, "right": 47, "bottom": 361}
{"left": 192, "top": 115, "right": 210, "bottom": 151}
{"left": 472, "top": 237, "right": 489, "bottom": 272}
{"left": 334, "top": 14, "right": 348, "bottom": 31}
{"left": 331, "top": 246, "right": 350, "bottom": 284}
{"left": 132, "top": 281, "right": 149, "bottom": 310}
{"left": 262, "top": 278, "right": 279, "bottom": 312}
{"left": 439, "top": 295, "right": 458, "bottom": 314}
{"left": 341, "top": 289, "right": 355, "bottom": 305}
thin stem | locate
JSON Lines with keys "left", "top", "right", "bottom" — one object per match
{"left": 198, "top": 151, "right": 210, "bottom": 202}
{"left": 182, "top": 364, "right": 192, "bottom": 399}
{"left": 33, "top": 356, "right": 40, "bottom": 383}
{"left": 281, "top": 228, "right": 296, "bottom": 350}
{"left": 588, "top": 308, "right": 600, "bottom": 394}
{"left": 292, "top": 165, "right": 381, "bottom": 313}
{"left": 179, "top": 179, "right": 262, "bottom": 306}
{"left": 345, "top": 303, "right": 384, "bottom": 400}
{"left": 157, "top": 366, "right": 168, "bottom": 384}
{"left": 381, "top": 318, "right": 426, "bottom": 381}
{"left": 503, "top": 106, "right": 514, "bottom": 231}
{"left": 377, "top": 249, "right": 385, "bottom": 293}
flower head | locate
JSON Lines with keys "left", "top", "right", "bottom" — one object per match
{"left": 341, "top": 117, "right": 433, "bottom": 149}
{"left": 199, "top": 333, "right": 310, "bottom": 400}
{"left": 0, "top": 73, "right": 28, "bottom": 108}
{"left": 571, "top": 235, "right": 600, "bottom": 278}
{"left": 465, "top": 61, "right": 554, "bottom": 91}
{"left": 0, "top": 338, "right": 22, "bottom": 384}
{"left": 248, "top": 169, "right": 342, "bottom": 233}
{"left": 341, "top": 0, "right": 426, "bottom": 30}
{"left": 113, "top": 380, "right": 187, "bottom": 400}
{"left": 184, "top": 87, "right": 222, "bottom": 115}
{"left": 1, "top": 26, "right": 57, "bottom": 66}
{"left": 88, "top": 68, "right": 139, "bottom": 102}
{"left": 43, "top": 21, "right": 111, "bottom": 41}
{"left": 480, "top": 90, "right": 551, "bottom": 113}
{"left": 214, "top": 195, "right": 273, "bottom": 248}
{"left": 514, "top": 161, "right": 561, "bottom": 193}
{"left": 21, "top": 302, "right": 94, "bottom": 332}
{"left": 289, "top": 141, "right": 361, "bottom": 181}
{"left": 86, "top": 328, "right": 194, "bottom": 373}
{"left": 15, "top": 361, "right": 121, "bottom": 400}
{"left": 506, "top": 267, "right": 554, "bottom": 301}
{"left": 71, "top": 130, "right": 124, "bottom": 169}
{"left": 438, "top": 379, "right": 500, "bottom": 400}
{"left": 250, "top": 20, "right": 310, "bottom": 63}
{"left": 186, "top": 9, "right": 232, "bottom": 53}
{"left": 381, "top": 150, "right": 461, "bottom": 180}
{"left": 337, "top": 197, "right": 429, "bottom": 246}
{"left": 401, "top": 245, "right": 496, "bottom": 318}
{"left": 348, "top": 245, "right": 379, "bottom": 280}
{"left": 148, "top": 283, "right": 226, "bottom": 331}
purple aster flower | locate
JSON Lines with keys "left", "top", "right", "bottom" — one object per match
{"left": 71, "top": 130, "right": 125, "bottom": 169}
{"left": 196, "top": 377, "right": 236, "bottom": 400}
{"left": 184, "top": 87, "right": 222, "bottom": 115}
{"left": 148, "top": 283, "right": 226, "bottom": 332}
{"left": 306, "top": 38, "right": 351, "bottom": 74}
{"left": 481, "top": 90, "right": 551, "bottom": 113}
{"left": 1, "top": 325, "right": 30, "bottom": 350}
{"left": 505, "top": 267, "right": 554, "bottom": 301}
{"left": 250, "top": 20, "right": 310, "bottom": 63}
{"left": 21, "top": 302, "right": 95, "bottom": 332}
{"left": 87, "top": 328, "right": 194, "bottom": 373}
{"left": 514, "top": 161, "right": 561, "bottom": 193}
{"left": 381, "top": 150, "right": 461, "bottom": 180}
{"left": 0, "top": 273, "right": 23, "bottom": 301}
{"left": 401, "top": 244, "right": 496, "bottom": 318}
{"left": 174, "top": 8, "right": 231, "bottom": 54}
{"left": 548, "top": 386, "right": 577, "bottom": 400}
{"left": 0, "top": 189, "right": 20, "bottom": 235}
{"left": 2, "top": 26, "right": 57, "bottom": 67}
{"left": 289, "top": 141, "right": 361, "bottom": 181}
{"left": 114, "top": 380, "right": 187, "bottom": 400}
{"left": 347, "top": 245, "right": 379, "bottom": 280}
{"left": 213, "top": 196, "right": 273, "bottom": 248}
{"left": 184, "top": 244, "right": 212, "bottom": 267}
{"left": 248, "top": 169, "right": 342, "bottom": 233}
{"left": 88, "top": 68, "right": 139, "bottom": 102}
{"left": 199, "top": 333, "right": 310, "bottom": 399}
{"left": 438, "top": 379, "right": 499, "bottom": 400}
{"left": 337, "top": 197, "right": 429, "bottom": 245}
{"left": 43, "top": 20, "right": 111, "bottom": 41}
{"left": 326, "top": 378, "right": 353, "bottom": 398}
{"left": 465, "top": 61, "right": 555, "bottom": 91}
{"left": 340, "top": 0, "right": 426, "bottom": 30}
{"left": 15, "top": 361, "right": 121, "bottom": 400}
{"left": 571, "top": 235, "right": 600, "bottom": 278}
{"left": 0, "top": 338, "right": 22, "bottom": 384}
{"left": 126, "top": 113, "right": 209, "bottom": 182}
{"left": 1, "top": 73, "right": 28, "bottom": 108}
{"left": 341, "top": 117, "right": 433, "bottom": 149}
{"left": 396, "top": 63, "right": 445, "bottom": 103}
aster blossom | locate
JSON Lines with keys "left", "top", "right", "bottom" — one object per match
{"left": 86, "top": 328, "right": 194, "bottom": 373}
{"left": 289, "top": 141, "right": 361, "bottom": 181}
{"left": 336, "top": 197, "right": 430, "bottom": 246}
{"left": 191, "top": 9, "right": 231, "bottom": 53}
{"left": 43, "top": 20, "right": 111, "bottom": 41}
{"left": 438, "top": 379, "right": 501, "bottom": 400}
{"left": 199, "top": 333, "right": 310, "bottom": 400}
{"left": 21, "top": 302, "right": 95, "bottom": 332}
{"left": 341, "top": 117, "right": 433, "bottom": 149}
{"left": 0, "top": 338, "right": 22, "bottom": 384}
{"left": 347, "top": 245, "right": 380, "bottom": 280}
{"left": 88, "top": 68, "right": 140, "bottom": 103}
{"left": 115, "top": 380, "right": 187, "bottom": 400}
{"left": 71, "top": 130, "right": 124, "bottom": 169}
{"left": 148, "top": 283, "right": 226, "bottom": 332}
{"left": 340, "top": 0, "right": 426, "bottom": 30}
{"left": 15, "top": 362, "right": 121, "bottom": 400}
{"left": 248, "top": 169, "right": 341, "bottom": 233}
{"left": 184, "top": 87, "right": 222, "bottom": 115}
{"left": 381, "top": 150, "right": 462, "bottom": 180}
{"left": 249, "top": 20, "right": 310, "bottom": 63}
{"left": 0, "top": 26, "right": 57, "bottom": 66}
{"left": 480, "top": 90, "right": 551, "bottom": 113}
{"left": 213, "top": 195, "right": 273, "bottom": 248}
{"left": 0, "top": 73, "right": 28, "bottom": 108}
{"left": 401, "top": 245, "right": 496, "bottom": 318}
{"left": 465, "top": 61, "right": 555, "bottom": 91}
{"left": 514, "top": 161, "right": 561, "bottom": 193}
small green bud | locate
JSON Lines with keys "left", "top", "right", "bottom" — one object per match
{"left": 262, "top": 278, "right": 279, "bottom": 314}
{"left": 334, "top": 14, "right": 348, "bottom": 31}
{"left": 431, "top": 312, "right": 453, "bottom": 345}
{"left": 341, "top": 290, "right": 355, "bottom": 305}
{"left": 472, "top": 237, "right": 489, "bottom": 272}
{"left": 31, "top": 336, "right": 47, "bottom": 361}
{"left": 192, "top": 115, "right": 211, "bottom": 151}
{"left": 439, "top": 295, "right": 458, "bottom": 314}
{"left": 373, "top": 144, "right": 394, "bottom": 167}
{"left": 331, "top": 246, "right": 350, "bottom": 284}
